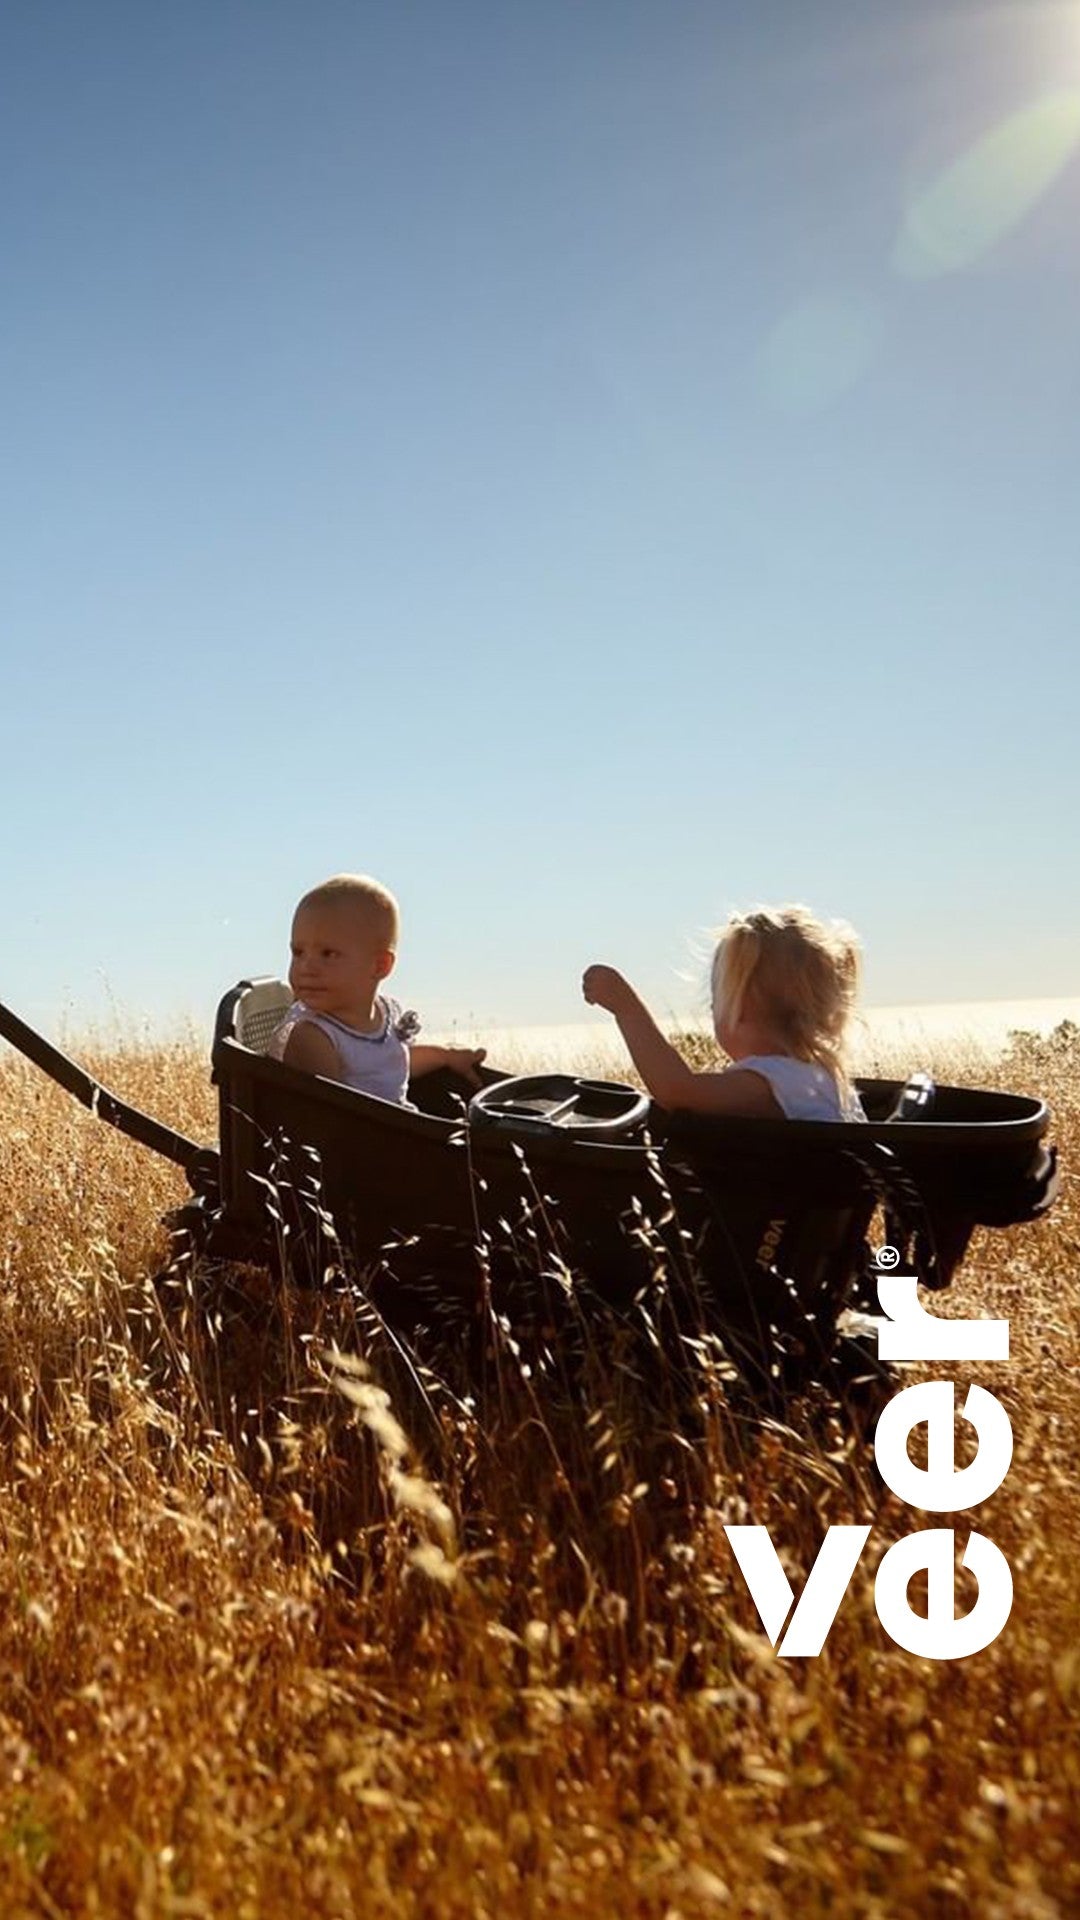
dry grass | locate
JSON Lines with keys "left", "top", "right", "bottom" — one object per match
{"left": 0, "top": 1024, "right": 1076, "bottom": 1917}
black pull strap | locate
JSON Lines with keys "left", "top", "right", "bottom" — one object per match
{"left": 1, "top": 998, "right": 215, "bottom": 1185}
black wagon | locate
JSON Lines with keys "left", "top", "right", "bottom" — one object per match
{"left": 0, "top": 980, "right": 1059, "bottom": 1398}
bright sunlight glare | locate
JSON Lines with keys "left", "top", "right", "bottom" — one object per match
{"left": 893, "top": 88, "right": 1080, "bottom": 276}
{"left": 757, "top": 292, "right": 884, "bottom": 413}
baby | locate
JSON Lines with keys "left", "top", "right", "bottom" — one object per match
{"left": 269, "top": 873, "right": 485, "bottom": 1104}
{"left": 584, "top": 904, "right": 865, "bottom": 1121}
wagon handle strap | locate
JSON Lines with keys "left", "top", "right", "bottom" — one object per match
{"left": 0, "top": 998, "right": 216, "bottom": 1186}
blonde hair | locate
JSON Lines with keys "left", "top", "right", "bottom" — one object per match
{"left": 711, "top": 904, "right": 861, "bottom": 1083}
{"left": 295, "top": 873, "right": 400, "bottom": 951}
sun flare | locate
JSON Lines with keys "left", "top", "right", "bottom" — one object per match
{"left": 893, "top": 87, "right": 1080, "bottom": 275}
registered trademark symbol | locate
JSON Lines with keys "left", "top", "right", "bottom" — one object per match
{"left": 874, "top": 1244, "right": 901, "bottom": 1270}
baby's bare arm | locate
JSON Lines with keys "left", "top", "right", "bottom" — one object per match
{"left": 283, "top": 1020, "right": 343, "bottom": 1081}
{"left": 408, "top": 1044, "right": 487, "bottom": 1088}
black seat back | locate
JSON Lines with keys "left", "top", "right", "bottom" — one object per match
{"left": 660, "top": 1119, "right": 880, "bottom": 1398}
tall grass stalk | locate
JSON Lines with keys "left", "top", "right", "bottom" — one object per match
{"left": 0, "top": 1028, "right": 1076, "bottom": 1915}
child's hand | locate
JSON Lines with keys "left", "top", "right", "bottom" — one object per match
{"left": 444, "top": 1045, "right": 487, "bottom": 1088}
{"left": 582, "top": 965, "right": 632, "bottom": 1014}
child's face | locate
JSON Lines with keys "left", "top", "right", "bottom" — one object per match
{"left": 289, "top": 901, "right": 394, "bottom": 1023}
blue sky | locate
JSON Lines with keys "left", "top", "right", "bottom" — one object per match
{"left": 2, "top": 1, "right": 1078, "bottom": 1040}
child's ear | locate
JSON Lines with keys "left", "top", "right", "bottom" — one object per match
{"left": 376, "top": 949, "right": 396, "bottom": 981}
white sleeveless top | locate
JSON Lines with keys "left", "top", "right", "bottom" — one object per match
{"left": 735, "top": 1055, "right": 866, "bottom": 1122}
{"left": 269, "top": 995, "right": 419, "bottom": 1106}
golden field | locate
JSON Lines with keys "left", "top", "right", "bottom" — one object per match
{"left": 0, "top": 1023, "right": 1076, "bottom": 1918}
